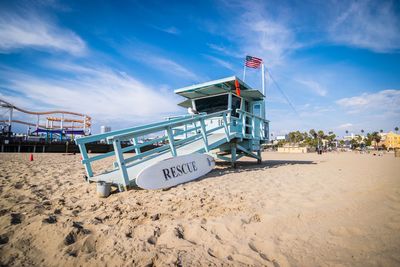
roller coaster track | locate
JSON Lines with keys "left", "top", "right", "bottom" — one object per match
{"left": 0, "top": 98, "right": 91, "bottom": 119}
{"left": 0, "top": 98, "right": 91, "bottom": 133}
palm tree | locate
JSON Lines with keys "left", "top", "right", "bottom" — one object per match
{"left": 327, "top": 132, "right": 336, "bottom": 148}
{"left": 395, "top": 127, "right": 399, "bottom": 133}
{"left": 360, "top": 129, "right": 365, "bottom": 145}
{"left": 345, "top": 130, "right": 349, "bottom": 135}
{"left": 309, "top": 129, "right": 316, "bottom": 138}
{"left": 371, "top": 132, "right": 381, "bottom": 150}
{"left": 366, "top": 133, "right": 372, "bottom": 146}
{"left": 380, "top": 129, "right": 383, "bottom": 133}
{"left": 350, "top": 138, "right": 358, "bottom": 149}
{"left": 339, "top": 140, "right": 345, "bottom": 147}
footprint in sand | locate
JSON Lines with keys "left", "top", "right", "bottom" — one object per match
{"left": 329, "top": 226, "right": 363, "bottom": 237}
{"left": 14, "top": 182, "right": 23, "bottom": 189}
{"left": 247, "top": 239, "right": 290, "bottom": 267}
{"left": 0, "top": 209, "right": 9, "bottom": 216}
{"left": 63, "top": 221, "right": 95, "bottom": 257}
{"left": 10, "top": 213, "right": 23, "bottom": 225}
{"left": 64, "top": 231, "right": 78, "bottom": 246}
{"left": 249, "top": 242, "right": 273, "bottom": 262}
{"left": 241, "top": 214, "right": 262, "bottom": 224}
{"left": 147, "top": 227, "right": 161, "bottom": 245}
{"left": 80, "top": 235, "right": 96, "bottom": 254}
{"left": 42, "top": 215, "right": 57, "bottom": 224}
{"left": 0, "top": 234, "right": 9, "bottom": 244}
{"left": 174, "top": 225, "right": 185, "bottom": 239}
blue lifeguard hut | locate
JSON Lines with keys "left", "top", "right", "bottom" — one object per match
{"left": 173, "top": 76, "right": 269, "bottom": 164}
{"left": 76, "top": 76, "right": 269, "bottom": 191}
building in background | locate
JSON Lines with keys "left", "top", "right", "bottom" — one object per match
{"left": 383, "top": 132, "right": 400, "bottom": 149}
{"left": 342, "top": 133, "right": 366, "bottom": 148}
{"left": 270, "top": 134, "right": 288, "bottom": 145}
{"left": 100, "top": 126, "right": 111, "bottom": 134}
{"left": 100, "top": 126, "right": 111, "bottom": 143}
{"left": 277, "top": 144, "right": 310, "bottom": 153}
{"left": 275, "top": 135, "right": 288, "bottom": 141}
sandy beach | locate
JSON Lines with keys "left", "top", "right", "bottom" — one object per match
{"left": 0, "top": 151, "right": 399, "bottom": 266}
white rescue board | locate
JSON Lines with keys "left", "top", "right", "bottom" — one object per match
{"left": 136, "top": 153, "right": 215, "bottom": 190}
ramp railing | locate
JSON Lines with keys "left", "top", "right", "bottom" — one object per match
{"left": 75, "top": 113, "right": 196, "bottom": 177}
{"left": 76, "top": 110, "right": 232, "bottom": 190}
{"left": 236, "top": 109, "right": 269, "bottom": 141}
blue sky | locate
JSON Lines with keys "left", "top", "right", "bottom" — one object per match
{"left": 0, "top": 0, "right": 399, "bottom": 136}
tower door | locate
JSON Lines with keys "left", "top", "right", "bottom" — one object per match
{"left": 252, "top": 103, "right": 262, "bottom": 138}
{"left": 253, "top": 103, "right": 261, "bottom": 117}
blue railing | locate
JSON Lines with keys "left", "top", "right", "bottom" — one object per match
{"left": 236, "top": 109, "right": 269, "bottom": 141}
{"left": 75, "top": 108, "right": 268, "bottom": 190}
{"left": 75, "top": 110, "right": 232, "bottom": 189}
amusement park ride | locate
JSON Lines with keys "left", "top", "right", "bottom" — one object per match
{"left": 0, "top": 98, "right": 91, "bottom": 141}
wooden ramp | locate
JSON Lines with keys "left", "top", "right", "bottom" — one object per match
{"left": 92, "top": 133, "right": 231, "bottom": 186}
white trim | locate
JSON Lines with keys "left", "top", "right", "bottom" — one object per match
{"left": 174, "top": 76, "right": 252, "bottom": 94}
{"left": 175, "top": 76, "right": 236, "bottom": 93}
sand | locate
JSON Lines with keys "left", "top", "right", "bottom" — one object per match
{"left": 0, "top": 151, "right": 399, "bottom": 266}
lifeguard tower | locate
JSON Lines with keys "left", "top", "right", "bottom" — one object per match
{"left": 173, "top": 76, "right": 269, "bottom": 165}
{"left": 76, "top": 76, "right": 269, "bottom": 191}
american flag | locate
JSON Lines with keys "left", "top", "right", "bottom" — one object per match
{"left": 245, "top": 55, "right": 263, "bottom": 68}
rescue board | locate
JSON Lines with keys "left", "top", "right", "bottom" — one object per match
{"left": 136, "top": 153, "right": 215, "bottom": 190}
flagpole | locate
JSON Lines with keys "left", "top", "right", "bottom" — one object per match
{"left": 243, "top": 63, "right": 246, "bottom": 81}
{"left": 262, "top": 63, "right": 266, "bottom": 119}
{"left": 261, "top": 63, "right": 265, "bottom": 96}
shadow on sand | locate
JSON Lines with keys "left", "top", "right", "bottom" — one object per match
{"left": 129, "top": 159, "right": 317, "bottom": 191}
{"left": 204, "top": 159, "right": 317, "bottom": 178}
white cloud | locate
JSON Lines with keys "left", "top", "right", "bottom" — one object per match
{"left": 203, "top": 55, "right": 235, "bottom": 71}
{"left": 296, "top": 79, "right": 328, "bottom": 96}
{"left": 329, "top": 1, "right": 400, "bottom": 53}
{"left": 0, "top": 63, "right": 181, "bottom": 127}
{"left": 245, "top": 19, "right": 297, "bottom": 60}
{"left": 297, "top": 104, "right": 334, "bottom": 118}
{"left": 152, "top": 25, "right": 180, "bottom": 35}
{"left": 0, "top": 11, "right": 86, "bottom": 55}
{"left": 215, "top": 0, "right": 400, "bottom": 63}
{"left": 337, "top": 123, "right": 353, "bottom": 129}
{"left": 336, "top": 89, "right": 400, "bottom": 113}
{"left": 207, "top": 43, "right": 243, "bottom": 58}
{"left": 135, "top": 53, "right": 200, "bottom": 81}
{"left": 215, "top": 1, "right": 301, "bottom": 66}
